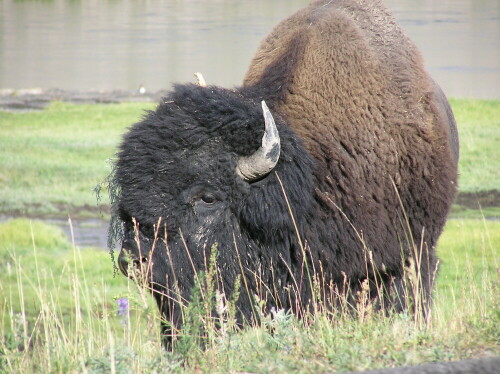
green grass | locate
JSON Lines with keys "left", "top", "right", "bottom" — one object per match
{"left": 0, "top": 99, "right": 499, "bottom": 217}
{"left": 435, "top": 219, "right": 499, "bottom": 319}
{"left": 0, "top": 102, "right": 154, "bottom": 217}
{"left": 0, "top": 217, "right": 498, "bottom": 373}
{"left": 0, "top": 219, "right": 161, "bottom": 373}
{"left": 450, "top": 99, "right": 500, "bottom": 193}
{"left": 0, "top": 99, "right": 498, "bottom": 372}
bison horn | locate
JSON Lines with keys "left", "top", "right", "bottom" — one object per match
{"left": 237, "top": 101, "right": 281, "bottom": 181}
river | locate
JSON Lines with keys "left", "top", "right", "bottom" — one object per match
{"left": 1, "top": 0, "right": 499, "bottom": 99}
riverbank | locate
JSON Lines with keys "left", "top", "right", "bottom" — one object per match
{"left": 0, "top": 88, "right": 168, "bottom": 112}
{"left": 0, "top": 97, "right": 499, "bottom": 249}
{"left": 1, "top": 97, "right": 499, "bottom": 220}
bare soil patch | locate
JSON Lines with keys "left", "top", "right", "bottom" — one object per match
{"left": 455, "top": 190, "right": 500, "bottom": 209}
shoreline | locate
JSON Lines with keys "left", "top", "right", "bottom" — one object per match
{"left": 2, "top": 89, "right": 499, "bottom": 113}
{"left": 0, "top": 88, "right": 169, "bottom": 112}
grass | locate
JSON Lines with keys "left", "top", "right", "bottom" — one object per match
{"left": 0, "top": 98, "right": 498, "bottom": 372}
{"left": 0, "top": 99, "right": 499, "bottom": 217}
{"left": 450, "top": 99, "right": 500, "bottom": 193}
{"left": 0, "top": 217, "right": 498, "bottom": 373}
{"left": 0, "top": 219, "right": 161, "bottom": 373}
{"left": 0, "top": 101, "right": 154, "bottom": 217}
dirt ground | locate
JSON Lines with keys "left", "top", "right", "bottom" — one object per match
{"left": 455, "top": 190, "right": 500, "bottom": 209}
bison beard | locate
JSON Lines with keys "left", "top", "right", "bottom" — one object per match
{"left": 112, "top": 0, "right": 458, "bottom": 348}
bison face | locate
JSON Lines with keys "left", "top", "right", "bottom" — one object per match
{"left": 113, "top": 85, "right": 314, "bottom": 326}
{"left": 117, "top": 137, "right": 246, "bottom": 289}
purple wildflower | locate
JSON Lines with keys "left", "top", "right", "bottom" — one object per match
{"left": 117, "top": 298, "right": 129, "bottom": 317}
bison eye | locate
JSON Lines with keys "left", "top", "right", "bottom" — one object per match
{"left": 188, "top": 186, "right": 223, "bottom": 210}
{"left": 200, "top": 194, "right": 217, "bottom": 205}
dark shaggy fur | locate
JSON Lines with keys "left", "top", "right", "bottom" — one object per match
{"left": 114, "top": 0, "right": 458, "bottom": 347}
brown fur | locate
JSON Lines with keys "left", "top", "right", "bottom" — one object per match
{"left": 114, "top": 2, "right": 459, "bottom": 342}
{"left": 243, "top": 0, "right": 458, "bottom": 302}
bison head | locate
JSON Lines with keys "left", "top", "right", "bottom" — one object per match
{"left": 114, "top": 84, "right": 314, "bottom": 341}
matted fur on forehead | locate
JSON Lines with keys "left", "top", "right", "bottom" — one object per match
{"left": 139, "top": 83, "right": 267, "bottom": 156}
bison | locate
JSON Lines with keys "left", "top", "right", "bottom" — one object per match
{"left": 112, "top": 0, "right": 458, "bottom": 346}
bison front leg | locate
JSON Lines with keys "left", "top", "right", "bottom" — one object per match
{"left": 155, "top": 292, "right": 184, "bottom": 350}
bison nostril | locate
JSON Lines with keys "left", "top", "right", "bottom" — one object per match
{"left": 118, "top": 245, "right": 153, "bottom": 280}
{"left": 118, "top": 247, "right": 140, "bottom": 276}
{"left": 118, "top": 253, "right": 131, "bottom": 276}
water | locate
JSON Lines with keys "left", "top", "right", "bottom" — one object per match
{"left": 0, "top": 215, "right": 110, "bottom": 249}
{"left": 1, "top": 0, "right": 498, "bottom": 247}
{"left": 1, "top": 0, "right": 499, "bottom": 99}
{"left": 385, "top": 0, "right": 500, "bottom": 99}
{"left": 45, "top": 218, "right": 109, "bottom": 249}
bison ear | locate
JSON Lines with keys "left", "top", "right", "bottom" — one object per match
{"left": 236, "top": 101, "right": 281, "bottom": 181}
